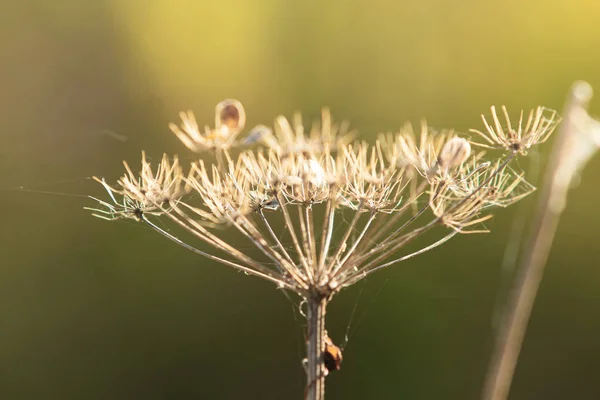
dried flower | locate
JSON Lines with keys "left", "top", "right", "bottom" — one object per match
{"left": 470, "top": 106, "right": 561, "bottom": 154}
{"left": 90, "top": 101, "right": 559, "bottom": 293}
{"left": 88, "top": 99, "right": 560, "bottom": 400}
{"left": 438, "top": 137, "right": 471, "bottom": 169}
{"left": 258, "top": 108, "right": 355, "bottom": 156}
{"left": 169, "top": 99, "right": 246, "bottom": 152}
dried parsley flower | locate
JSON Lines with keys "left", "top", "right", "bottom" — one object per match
{"left": 470, "top": 106, "right": 560, "bottom": 154}
{"left": 88, "top": 99, "right": 560, "bottom": 400}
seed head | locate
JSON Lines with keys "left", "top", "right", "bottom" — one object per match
{"left": 470, "top": 106, "right": 560, "bottom": 154}
{"left": 438, "top": 137, "right": 471, "bottom": 169}
{"left": 215, "top": 99, "right": 246, "bottom": 133}
{"left": 88, "top": 152, "right": 185, "bottom": 221}
{"left": 258, "top": 108, "right": 354, "bottom": 156}
{"left": 170, "top": 99, "right": 246, "bottom": 152}
{"left": 90, "top": 100, "right": 559, "bottom": 296}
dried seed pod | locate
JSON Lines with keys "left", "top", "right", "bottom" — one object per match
{"left": 438, "top": 137, "right": 471, "bottom": 169}
{"left": 215, "top": 99, "right": 246, "bottom": 132}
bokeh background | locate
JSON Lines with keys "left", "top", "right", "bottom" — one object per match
{"left": 2, "top": 1, "right": 600, "bottom": 399}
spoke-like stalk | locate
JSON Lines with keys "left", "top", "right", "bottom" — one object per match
{"left": 227, "top": 211, "right": 309, "bottom": 290}
{"left": 305, "top": 205, "right": 318, "bottom": 270}
{"left": 298, "top": 205, "right": 313, "bottom": 267}
{"left": 318, "top": 197, "right": 336, "bottom": 272}
{"left": 361, "top": 183, "right": 440, "bottom": 258}
{"left": 363, "top": 180, "right": 428, "bottom": 246}
{"left": 276, "top": 191, "right": 313, "bottom": 282}
{"left": 142, "top": 217, "right": 292, "bottom": 289}
{"left": 358, "top": 231, "right": 456, "bottom": 279}
{"left": 325, "top": 201, "right": 364, "bottom": 276}
{"left": 258, "top": 210, "right": 296, "bottom": 265}
{"left": 242, "top": 212, "right": 308, "bottom": 288}
{"left": 349, "top": 157, "right": 515, "bottom": 271}
{"left": 349, "top": 223, "right": 434, "bottom": 274}
{"left": 333, "top": 211, "right": 377, "bottom": 277}
{"left": 168, "top": 204, "right": 262, "bottom": 268}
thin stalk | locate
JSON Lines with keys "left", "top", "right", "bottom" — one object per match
{"left": 325, "top": 201, "right": 364, "bottom": 276}
{"left": 227, "top": 211, "right": 309, "bottom": 290}
{"left": 349, "top": 223, "right": 433, "bottom": 276}
{"left": 368, "top": 181, "right": 444, "bottom": 255}
{"left": 318, "top": 197, "right": 336, "bottom": 272}
{"left": 141, "top": 217, "right": 292, "bottom": 289}
{"left": 167, "top": 203, "right": 262, "bottom": 268}
{"left": 349, "top": 185, "right": 436, "bottom": 268}
{"left": 276, "top": 191, "right": 313, "bottom": 281}
{"left": 258, "top": 210, "right": 296, "bottom": 266}
{"left": 306, "top": 205, "right": 318, "bottom": 270}
{"left": 359, "top": 180, "right": 428, "bottom": 248}
{"left": 305, "top": 294, "right": 328, "bottom": 400}
{"left": 298, "top": 205, "right": 313, "bottom": 266}
{"left": 350, "top": 155, "right": 516, "bottom": 271}
{"left": 360, "top": 231, "right": 457, "bottom": 278}
{"left": 333, "top": 211, "right": 377, "bottom": 277}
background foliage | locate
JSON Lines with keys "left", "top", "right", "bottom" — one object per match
{"left": 2, "top": 1, "right": 600, "bottom": 398}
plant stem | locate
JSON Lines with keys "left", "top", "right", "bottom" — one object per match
{"left": 481, "top": 81, "right": 598, "bottom": 400}
{"left": 305, "top": 294, "right": 328, "bottom": 400}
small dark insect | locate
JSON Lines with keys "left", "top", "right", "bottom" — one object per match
{"left": 323, "top": 336, "right": 343, "bottom": 374}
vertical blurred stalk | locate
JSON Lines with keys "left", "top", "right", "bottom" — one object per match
{"left": 482, "top": 81, "right": 600, "bottom": 400}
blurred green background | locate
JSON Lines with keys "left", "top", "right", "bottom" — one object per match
{"left": 2, "top": 1, "right": 600, "bottom": 399}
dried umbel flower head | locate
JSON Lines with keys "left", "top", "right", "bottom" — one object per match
{"left": 258, "top": 108, "right": 355, "bottom": 156}
{"left": 169, "top": 99, "right": 247, "bottom": 152}
{"left": 379, "top": 122, "right": 466, "bottom": 179}
{"left": 470, "top": 106, "right": 560, "bottom": 154}
{"left": 88, "top": 99, "right": 560, "bottom": 400}
{"left": 119, "top": 152, "right": 186, "bottom": 206}
{"left": 86, "top": 152, "right": 186, "bottom": 221}
{"left": 90, "top": 99, "right": 560, "bottom": 295}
